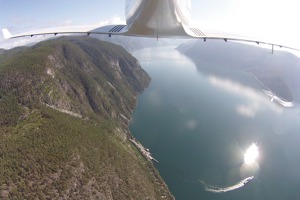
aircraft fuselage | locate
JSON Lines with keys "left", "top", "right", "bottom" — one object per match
{"left": 125, "top": 0, "right": 191, "bottom": 37}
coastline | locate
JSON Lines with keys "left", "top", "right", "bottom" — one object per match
{"left": 129, "top": 137, "right": 159, "bottom": 163}
{"left": 126, "top": 69, "right": 175, "bottom": 199}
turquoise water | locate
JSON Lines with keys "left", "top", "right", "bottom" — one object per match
{"left": 130, "top": 46, "right": 300, "bottom": 200}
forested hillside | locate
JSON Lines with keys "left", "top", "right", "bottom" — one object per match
{"left": 0, "top": 36, "right": 173, "bottom": 199}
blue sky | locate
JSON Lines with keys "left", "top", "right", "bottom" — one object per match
{"left": 1, "top": 0, "right": 125, "bottom": 31}
{"left": 1, "top": 0, "right": 300, "bottom": 51}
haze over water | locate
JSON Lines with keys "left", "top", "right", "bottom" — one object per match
{"left": 130, "top": 46, "right": 300, "bottom": 200}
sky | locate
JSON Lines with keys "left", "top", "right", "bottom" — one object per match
{"left": 1, "top": 0, "right": 300, "bottom": 53}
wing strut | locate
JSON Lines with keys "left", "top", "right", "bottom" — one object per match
{"left": 271, "top": 44, "right": 274, "bottom": 54}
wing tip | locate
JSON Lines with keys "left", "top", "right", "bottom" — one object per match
{"left": 2, "top": 28, "right": 13, "bottom": 39}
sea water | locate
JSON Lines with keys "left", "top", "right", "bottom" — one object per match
{"left": 130, "top": 46, "right": 300, "bottom": 200}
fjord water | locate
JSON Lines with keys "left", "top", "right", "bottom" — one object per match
{"left": 130, "top": 46, "right": 300, "bottom": 200}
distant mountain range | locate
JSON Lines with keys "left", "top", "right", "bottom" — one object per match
{"left": 93, "top": 35, "right": 186, "bottom": 52}
{"left": 177, "top": 40, "right": 300, "bottom": 103}
{"left": 92, "top": 35, "right": 157, "bottom": 52}
{"left": 1, "top": 34, "right": 183, "bottom": 54}
{"left": 0, "top": 36, "right": 173, "bottom": 199}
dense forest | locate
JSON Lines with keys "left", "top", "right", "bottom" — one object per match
{"left": 0, "top": 36, "right": 173, "bottom": 199}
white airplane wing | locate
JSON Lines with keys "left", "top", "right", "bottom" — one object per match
{"left": 2, "top": 24, "right": 128, "bottom": 39}
{"left": 183, "top": 25, "right": 300, "bottom": 52}
{"left": 2, "top": 23, "right": 298, "bottom": 53}
{"left": 2, "top": 0, "right": 299, "bottom": 52}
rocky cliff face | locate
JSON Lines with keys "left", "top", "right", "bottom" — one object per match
{"left": 1, "top": 37, "right": 150, "bottom": 127}
{"left": 177, "top": 40, "right": 300, "bottom": 103}
{"left": 0, "top": 37, "right": 173, "bottom": 199}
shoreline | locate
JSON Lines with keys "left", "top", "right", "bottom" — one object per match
{"left": 129, "top": 137, "right": 158, "bottom": 163}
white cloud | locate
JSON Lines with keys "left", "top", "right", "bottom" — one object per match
{"left": 0, "top": 35, "right": 53, "bottom": 49}
{"left": 95, "top": 16, "right": 125, "bottom": 26}
{"left": 191, "top": 0, "right": 300, "bottom": 50}
{"left": 236, "top": 103, "right": 260, "bottom": 118}
{"left": 208, "top": 76, "right": 282, "bottom": 118}
{"left": 186, "top": 119, "right": 197, "bottom": 130}
{"left": 62, "top": 20, "right": 73, "bottom": 26}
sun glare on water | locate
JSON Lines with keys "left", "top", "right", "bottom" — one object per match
{"left": 244, "top": 143, "right": 259, "bottom": 164}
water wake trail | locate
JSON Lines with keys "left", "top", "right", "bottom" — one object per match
{"left": 199, "top": 176, "right": 254, "bottom": 193}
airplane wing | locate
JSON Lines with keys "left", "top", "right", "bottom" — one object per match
{"left": 2, "top": 24, "right": 299, "bottom": 53}
{"left": 2, "top": 24, "right": 128, "bottom": 39}
{"left": 183, "top": 26, "right": 300, "bottom": 52}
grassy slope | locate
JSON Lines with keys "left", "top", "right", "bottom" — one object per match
{"left": 0, "top": 37, "right": 172, "bottom": 199}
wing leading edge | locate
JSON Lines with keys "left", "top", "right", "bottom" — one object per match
{"left": 183, "top": 26, "right": 300, "bottom": 52}
{"left": 2, "top": 24, "right": 128, "bottom": 39}
{"left": 2, "top": 0, "right": 299, "bottom": 52}
{"left": 3, "top": 24, "right": 299, "bottom": 53}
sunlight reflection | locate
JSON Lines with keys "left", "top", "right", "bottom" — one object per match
{"left": 240, "top": 143, "right": 260, "bottom": 178}
{"left": 200, "top": 142, "right": 260, "bottom": 193}
{"left": 244, "top": 143, "right": 259, "bottom": 165}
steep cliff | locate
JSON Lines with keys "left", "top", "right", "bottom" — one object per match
{"left": 0, "top": 36, "right": 173, "bottom": 199}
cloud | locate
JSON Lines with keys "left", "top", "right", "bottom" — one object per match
{"left": 0, "top": 35, "right": 53, "bottom": 49}
{"left": 236, "top": 103, "right": 260, "bottom": 118}
{"left": 191, "top": 0, "right": 300, "bottom": 51}
{"left": 208, "top": 76, "right": 282, "bottom": 118}
{"left": 95, "top": 16, "right": 125, "bottom": 26}
{"left": 185, "top": 119, "right": 197, "bottom": 130}
{"left": 62, "top": 20, "right": 73, "bottom": 26}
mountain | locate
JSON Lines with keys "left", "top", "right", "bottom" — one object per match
{"left": 0, "top": 36, "right": 173, "bottom": 199}
{"left": 0, "top": 49, "right": 4, "bottom": 61}
{"left": 93, "top": 35, "right": 187, "bottom": 52}
{"left": 177, "top": 40, "right": 300, "bottom": 103}
{"left": 0, "top": 46, "right": 30, "bottom": 63}
{"left": 92, "top": 35, "right": 157, "bottom": 52}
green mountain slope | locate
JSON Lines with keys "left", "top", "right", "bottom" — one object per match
{"left": 0, "top": 36, "right": 173, "bottom": 199}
